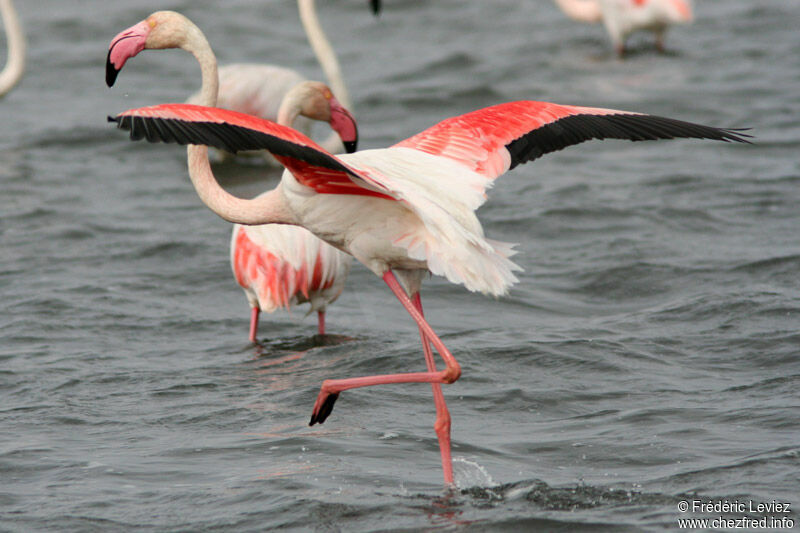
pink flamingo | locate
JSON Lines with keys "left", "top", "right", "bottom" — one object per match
{"left": 0, "top": 0, "right": 25, "bottom": 97}
{"left": 553, "top": 0, "right": 693, "bottom": 57}
{"left": 231, "top": 82, "right": 355, "bottom": 342}
{"left": 109, "top": 100, "right": 747, "bottom": 484}
{"left": 107, "top": 14, "right": 748, "bottom": 489}
{"left": 232, "top": 206, "right": 352, "bottom": 341}
{"left": 106, "top": 11, "right": 356, "bottom": 342}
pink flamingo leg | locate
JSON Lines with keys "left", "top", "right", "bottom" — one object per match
{"left": 412, "top": 293, "right": 454, "bottom": 485}
{"left": 317, "top": 310, "right": 326, "bottom": 336}
{"left": 655, "top": 32, "right": 666, "bottom": 53}
{"left": 249, "top": 307, "right": 260, "bottom": 343}
{"left": 309, "top": 271, "right": 462, "bottom": 484}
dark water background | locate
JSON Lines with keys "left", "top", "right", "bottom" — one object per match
{"left": 2, "top": 0, "right": 798, "bottom": 531}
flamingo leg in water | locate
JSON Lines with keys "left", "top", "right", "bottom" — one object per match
{"left": 308, "top": 271, "right": 461, "bottom": 445}
{"left": 412, "top": 293, "right": 454, "bottom": 485}
{"left": 655, "top": 31, "right": 666, "bottom": 53}
{"left": 249, "top": 307, "right": 260, "bottom": 343}
{"left": 317, "top": 310, "right": 326, "bottom": 336}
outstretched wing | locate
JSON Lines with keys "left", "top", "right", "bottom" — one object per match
{"left": 109, "top": 104, "right": 394, "bottom": 199}
{"left": 394, "top": 100, "right": 750, "bottom": 180}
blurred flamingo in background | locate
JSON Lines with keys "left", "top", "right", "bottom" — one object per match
{"left": 107, "top": 11, "right": 357, "bottom": 342}
{"left": 232, "top": 215, "right": 351, "bottom": 341}
{"left": 232, "top": 83, "right": 354, "bottom": 342}
{"left": 553, "top": 0, "right": 693, "bottom": 57}
{"left": 105, "top": 1, "right": 372, "bottom": 156}
{"left": 0, "top": 0, "right": 25, "bottom": 96}
{"left": 183, "top": 0, "right": 371, "bottom": 158}
{"left": 109, "top": 93, "right": 747, "bottom": 483}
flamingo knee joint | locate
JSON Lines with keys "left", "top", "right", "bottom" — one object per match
{"left": 441, "top": 365, "right": 461, "bottom": 384}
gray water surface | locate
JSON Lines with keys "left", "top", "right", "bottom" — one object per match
{"left": 1, "top": 0, "right": 798, "bottom": 531}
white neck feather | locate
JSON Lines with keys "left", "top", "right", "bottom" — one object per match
{"left": 298, "top": 0, "right": 351, "bottom": 109}
{"left": 174, "top": 17, "right": 219, "bottom": 106}
{"left": 186, "top": 146, "right": 296, "bottom": 226}
{"left": 0, "top": 0, "right": 25, "bottom": 96}
{"left": 167, "top": 14, "right": 295, "bottom": 227}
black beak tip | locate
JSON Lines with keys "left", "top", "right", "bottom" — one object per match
{"left": 106, "top": 67, "right": 119, "bottom": 87}
{"left": 105, "top": 50, "right": 119, "bottom": 87}
{"left": 344, "top": 140, "right": 358, "bottom": 154}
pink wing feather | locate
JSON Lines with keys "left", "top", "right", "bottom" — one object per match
{"left": 394, "top": 101, "right": 636, "bottom": 179}
{"left": 113, "top": 101, "right": 748, "bottom": 193}
{"left": 394, "top": 100, "right": 747, "bottom": 180}
{"left": 232, "top": 224, "right": 347, "bottom": 313}
{"left": 116, "top": 103, "right": 327, "bottom": 153}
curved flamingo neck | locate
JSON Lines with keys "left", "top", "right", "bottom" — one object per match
{"left": 173, "top": 15, "right": 293, "bottom": 227}
{"left": 298, "top": 0, "right": 350, "bottom": 109}
{"left": 277, "top": 83, "right": 327, "bottom": 128}
{"left": 175, "top": 18, "right": 218, "bottom": 106}
{"left": 0, "top": 0, "right": 25, "bottom": 97}
{"left": 553, "top": 0, "right": 603, "bottom": 23}
{"left": 277, "top": 90, "right": 304, "bottom": 128}
{"left": 187, "top": 145, "right": 296, "bottom": 226}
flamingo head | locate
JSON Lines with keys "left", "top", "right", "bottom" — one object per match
{"left": 328, "top": 95, "right": 359, "bottom": 154}
{"left": 106, "top": 11, "right": 196, "bottom": 87}
{"left": 280, "top": 81, "right": 359, "bottom": 153}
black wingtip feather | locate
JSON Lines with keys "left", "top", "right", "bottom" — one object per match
{"left": 111, "top": 112, "right": 359, "bottom": 175}
{"left": 506, "top": 113, "right": 752, "bottom": 170}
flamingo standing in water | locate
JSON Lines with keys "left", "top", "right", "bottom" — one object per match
{"left": 231, "top": 82, "right": 354, "bottom": 342}
{"left": 0, "top": 0, "right": 25, "bottom": 97}
{"left": 109, "top": 102, "right": 748, "bottom": 483}
{"left": 553, "top": 0, "right": 693, "bottom": 57}
{"left": 107, "top": 13, "right": 748, "bottom": 489}
{"left": 107, "top": 12, "right": 356, "bottom": 342}
{"left": 232, "top": 212, "right": 352, "bottom": 341}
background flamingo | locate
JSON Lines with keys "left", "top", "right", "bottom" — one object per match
{"left": 0, "top": 0, "right": 25, "bottom": 97}
{"left": 232, "top": 82, "right": 354, "bottom": 342}
{"left": 553, "top": 0, "right": 693, "bottom": 56}
{"left": 107, "top": 11, "right": 357, "bottom": 343}
{"left": 109, "top": 94, "right": 747, "bottom": 484}
{"left": 232, "top": 214, "right": 351, "bottom": 342}
{"left": 182, "top": 0, "right": 370, "bottom": 158}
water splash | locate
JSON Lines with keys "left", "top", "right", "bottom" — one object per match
{"left": 452, "top": 457, "right": 499, "bottom": 490}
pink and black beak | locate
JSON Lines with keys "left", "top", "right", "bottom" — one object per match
{"left": 106, "top": 20, "right": 150, "bottom": 87}
{"left": 329, "top": 97, "right": 359, "bottom": 154}
{"left": 342, "top": 125, "right": 358, "bottom": 153}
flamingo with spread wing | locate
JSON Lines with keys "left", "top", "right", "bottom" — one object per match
{"left": 110, "top": 100, "right": 748, "bottom": 484}
{"left": 230, "top": 84, "right": 354, "bottom": 342}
